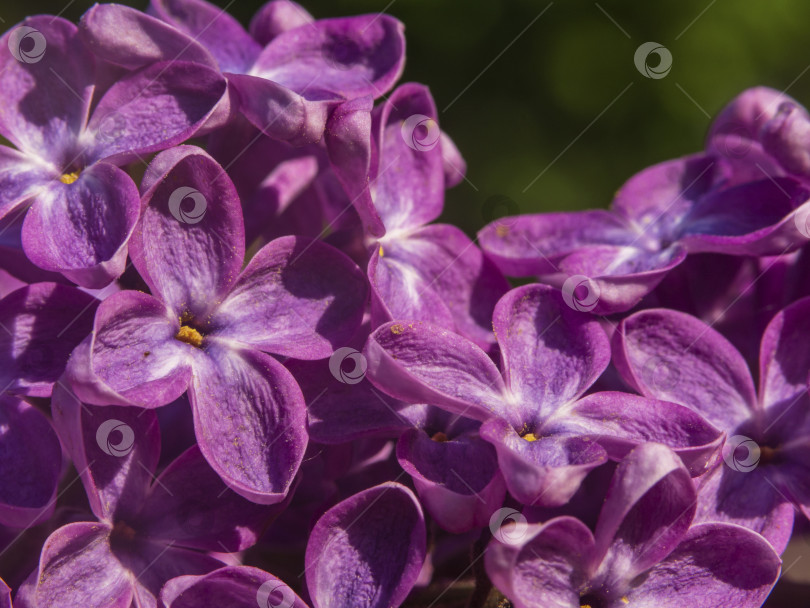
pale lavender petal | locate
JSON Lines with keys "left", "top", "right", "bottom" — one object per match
{"left": 21, "top": 163, "right": 140, "bottom": 288}
{"left": 759, "top": 296, "right": 810, "bottom": 409}
{"left": 440, "top": 131, "right": 466, "bottom": 188}
{"left": 250, "top": 0, "right": 314, "bottom": 46}
{"left": 615, "top": 308, "right": 756, "bottom": 430}
{"left": 365, "top": 320, "right": 513, "bottom": 425}
{"left": 0, "top": 282, "right": 97, "bottom": 396}
{"left": 0, "top": 147, "right": 52, "bottom": 224}
{"left": 130, "top": 147, "right": 245, "bottom": 319}
{"left": 212, "top": 236, "right": 367, "bottom": 360}
{"left": 189, "top": 342, "right": 307, "bottom": 504}
{"left": 305, "top": 482, "right": 425, "bottom": 608}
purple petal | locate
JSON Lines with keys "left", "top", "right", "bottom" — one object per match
{"left": 161, "top": 566, "right": 308, "bottom": 608}
{"left": 130, "top": 147, "right": 245, "bottom": 319}
{"left": 32, "top": 522, "right": 132, "bottom": 608}
{"left": 371, "top": 84, "right": 445, "bottom": 231}
{"left": 626, "top": 523, "right": 781, "bottom": 608}
{"left": 0, "top": 578, "right": 9, "bottom": 608}
{"left": 79, "top": 4, "right": 217, "bottom": 70}
{"left": 480, "top": 418, "right": 607, "bottom": 506}
{"left": 397, "top": 429, "right": 506, "bottom": 534}
{"left": 365, "top": 320, "right": 512, "bottom": 425}
{"left": 226, "top": 73, "right": 329, "bottom": 145}
{"left": 592, "top": 443, "right": 695, "bottom": 584}
{"left": 0, "top": 395, "right": 61, "bottom": 528}
{"left": 760, "top": 296, "right": 810, "bottom": 409}
{"left": 440, "top": 132, "right": 467, "bottom": 188}
{"left": 305, "top": 482, "right": 425, "bottom": 608}
{"left": 136, "top": 445, "right": 274, "bottom": 551}
{"left": 478, "top": 210, "right": 633, "bottom": 276}
{"left": 485, "top": 516, "right": 594, "bottom": 608}
{"left": 251, "top": 15, "right": 405, "bottom": 100}
{"left": 0, "top": 147, "right": 52, "bottom": 224}
{"left": 0, "top": 17, "right": 93, "bottom": 162}
{"left": 85, "top": 61, "right": 226, "bottom": 164}
{"left": 250, "top": 1, "right": 314, "bottom": 46}
{"left": 694, "top": 465, "right": 795, "bottom": 555}
{"left": 189, "top": 342, "right": 307, "bottom": 504}
{"left": 760, "top": 101, "right": 810, "bottom": 177}
{"left": 51, "top": 384, "right": 160, "bottom": 523}
{"left": 0, "top": 282, "right": 97, "bottom": 396}
{"left": 373, "top": 224, "right": 509, "bottom": 351}
{"left": 566, "top": 392, "right": 723, "bottom": 476}
{"left": 88, "top": 290, "right": 193, "bottom": 408}
{"left": 615, "top": 308, "right": 756, "bottom": 430}
{"left": 212, "top": 236, "right": 367, "bottom": 360}
{"left": 149, "top": 0, "right": 261, "bottom": 73}
{"left": 21, "top": 163, "right": 140, "bottom": 288}
{"left": 493, "top": 284, "right": 610, "bottom": 423}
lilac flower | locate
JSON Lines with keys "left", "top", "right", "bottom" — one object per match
{"left": 365, "top": 284, "right": 722, "bottom": 506}
{"left": 327, "top": 83, "right": 509, "bottom": 350}
{"left": 304, "top": 482, "right": 426, "bottom": 608}
{"left": 478, "top": 153, "right": 810, "bottom": 313}
{"left": 485, "top": 443, "right": 782, "bottom": 608}
{"left": 161, "top": 566, "right": 308, "bottom": 608}
{"left": 64, "top": 146, "right": 367, "bottom": 504}
{"left": 614, "top": 297, "right": 810, "bottom": 553}
{"left": 16, "top": 385, "right": 275, "bottom": 608}
{"left": 0, "top": 16, "right": 226, "bottom": 287}
{"left": 80, "top": 0, "right": 405, "bottom": 144}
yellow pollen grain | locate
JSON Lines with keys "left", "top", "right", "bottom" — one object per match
{"left": 495, "top": 224, "right": 510, "bottom": 237}
{"left": 175, "top": 325, "right": 203, "bottom": 348}
{"left": 621, "top": 598, "right": 630, "bottom": 605}
{"left": 379, "top": 245, "right": 384, "bottom": 257}
{"left": 391, "top": 323, "right": 405, "bottom": 335}
{"left": 522, "top": 432, "right": 538, "bottom": 442}
{"left": 59, "top": 171, "right": 80, "bottom": 185}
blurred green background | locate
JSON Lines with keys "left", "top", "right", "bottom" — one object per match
{"left": 7, "top": 0, "right": 810, "bottom": 235}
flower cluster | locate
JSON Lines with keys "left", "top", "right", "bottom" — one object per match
{"left": 0, "top": 1, "right": 808, "bottom": 607}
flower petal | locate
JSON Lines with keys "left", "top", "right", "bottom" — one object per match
{"left": 85, "top": 61, "right": 226, "bottom": 164}
{"left": 0, "top": 17, "right": 93, "bottom": 162}
{"left": 305, "top": 482, "right": 425, "bottom": 608}
{"left": 21, "top": 163, "right": 140, "bottom": 288}
{"left": 249, "top": 0, "right": 314, "bottom": 46}
{"left": 131, "top": 147, "right": 245, "bottom": 320}
{"left": 212, "top": 236, "right": 367, "bottom": 359}
{"left": 365, "top": 320, "right": 512, "bottom": 425}
{"left": 50, "top": 383, "right": 161, "bottom": 523}
{"left": 565, "top": 392, "right": 723, "bottom": 476}
{"left": 252, "top": 15, "right": 405, "bottom": 100}
{"left": 480, "top": 418, "right": 607, "bottom": 506}
{"left": 397, "top": 429, "right": 505, "bottom": 534}
{"left": 614, "top": 308, "right": 756, "bottom": 430}
{"left": 161, "top": 566, "right": 308, "bottom": 608}
{"left": 0, "top": 147, "right": 52, "bottom": 224}
{"left": 189, "top": 342, "right": 307, "bottom": 504}
{"left": 759, "top": 296, "right": 810, "bottom": 409}
{"left": 493, "top": 284, "right": 610, "bottom": 422}
{"left": 0, "top": 282, "right": 97, "bottom": 396}
{"left": 625, "top": 523, "right": 781, "bottom": 608}
{"left": 0, "top": 395, "right": 61, "bottom": 528}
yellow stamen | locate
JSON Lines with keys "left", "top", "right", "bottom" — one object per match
{"left": 175, "top": 325, "right": 203, "bottom": 348}
{"left": 379, "top": 245, "right": 384, "bottom": 257}
{"left": 621, "top": 598, "right": 630, "bottom": 605}
{"left": 391, "top": 323, "right": 405, "bottom": 335}
{"left": 431, "top": 432, "right": 449, "bottom": 443}
{"left": 59, "top": 171, "right": 80, "bottom": 185}
{"left": 522, "top": 432, "right": 538, "bottom": 442}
